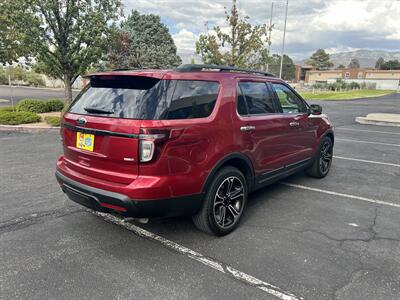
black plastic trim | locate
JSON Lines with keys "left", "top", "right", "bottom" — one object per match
{"left": 56, "top": 171, "right": 203, "bottom": 218}
{"left": 62, "top": 122, "right": 139, "bottom": 139}
{"left": 255, "top": 157, "right": 313, "bottom": 187}
{"left": 201, "top": 153, "right": 255, "bottom": 194}
{"left": 176, "top": 64, "right": 276, "bottom": 77}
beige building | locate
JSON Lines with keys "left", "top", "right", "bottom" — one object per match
{"left": 365, "top": 70, "right": 400, "bottom": 80}
{"left": 306, "top": 71, "right": 343, "bottom": 84}
{"left": 306, "top": 68, "right": 400, "bottom": 84}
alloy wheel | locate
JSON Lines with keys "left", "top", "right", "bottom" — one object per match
{"left": 319, "top": 140, "right": 333, "bottom": 174}
{"left": 213, "top": 176, "right": 245, "bottom": 228}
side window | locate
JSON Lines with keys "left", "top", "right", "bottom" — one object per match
{"left": 272, "top": 83, "right": 307, "bottom": 114}
{"left": 237, "top": 82, "right": 276, "bottom": 115}
{"left": 163, "top": 80, "right": 219, "bottom": 120}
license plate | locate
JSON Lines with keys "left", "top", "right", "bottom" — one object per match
{"left": 76, "top": 132, "right": 94, "bottom": 151}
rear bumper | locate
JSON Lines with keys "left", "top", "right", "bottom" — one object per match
{"left": 56, "top": 171, "right": 203, "bottom": 218}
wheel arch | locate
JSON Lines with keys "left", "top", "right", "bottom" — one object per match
{"left": 323, "top": 130, "right": 335, "bottom": 145}
{"left": 201, "top": 153, "right": 255, "bottom": 194}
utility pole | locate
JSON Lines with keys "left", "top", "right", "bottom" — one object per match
{"left": 266, "top": 2, "right": 274, "bottom": 72}
{"left": 8, "top": 66, "right": 14, "bottom": 109}
{"left": 279, "top": 0, "right": 289, "bottom": 79}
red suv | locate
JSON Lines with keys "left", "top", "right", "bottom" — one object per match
{"left": 56, "top": 64, "right": 334, "bottom": 236}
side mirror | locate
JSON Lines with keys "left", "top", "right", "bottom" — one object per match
{"left": 309, "top": 104, "right": 322, "bottom": 115}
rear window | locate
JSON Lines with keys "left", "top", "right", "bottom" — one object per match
{"left": 69, "top": 76, "right": 219, "bottom": 120}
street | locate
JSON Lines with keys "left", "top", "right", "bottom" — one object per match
{"left": 1, "top": 93, "right": 400, "bottom": 299}
{"left": 0, "top": 85, "right": 79, "bottom": 105}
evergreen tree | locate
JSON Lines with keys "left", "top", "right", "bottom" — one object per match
{"left": 268, "top": 54, "right": 295, "bottom": 80}
{"left": 375, "top": 57, "right": 384, "bottom": 69}
{"left": 348, "top": 58, "right": 360, "bottom": 68}
{"left": 307, "top": 49, "right": 333, "bottom": 69}
{"left": 107, "top": 10, "right": 182, "bottom": 69}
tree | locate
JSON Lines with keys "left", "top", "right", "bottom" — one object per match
{"left": 195, "top": 0, "right": 270, "bottom": 69}
{"left": 2, "top": 0, "right": 122, "bottom": 102}
{"left": 348, "top": 58, "right": 360, "bottom": 68}
{"left": 337, "top": 64, "right": 345, "bottom": 69}
{"left": 106, "top": 10, "right": 181, "bottom": 69}
{"left": 380, "top": 60, "right": 400, "bottom": 70}
{"left": 0, "top": 2, "right": 31, "bottom": 65}
{"left": 267, "top": 54, "right": 295, "bottom": 80}
{"left": 306, "top": 49, "right": 333, "bottom": 69}
{"left": 375, "top": 57, "right": 384, "bottom": 69}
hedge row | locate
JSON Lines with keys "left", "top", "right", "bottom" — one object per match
{"left": 44, "top": 116, "right": 61, "bottom": 127}
{"left": 0, "top": 111, "right": 41, "bottom": 125}
{"left": 16, "top": 99, "right": 65, "bottom": 113}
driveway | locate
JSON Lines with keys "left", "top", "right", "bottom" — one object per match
{"left": 1, "top": 94, "right": 399, "bottom": 299}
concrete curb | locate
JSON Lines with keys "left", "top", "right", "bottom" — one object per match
{"left": 0, "top": 124, "right": 60, "bottom": 132}
{"left": 355, "top": 117, "right": 400, "bottom": 128}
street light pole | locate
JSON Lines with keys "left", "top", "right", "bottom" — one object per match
{"left": 266, "top": 2, "right": 274, "bottom": 72}
{"left": 279, "top": 0, "right": 289, "bottom": 79}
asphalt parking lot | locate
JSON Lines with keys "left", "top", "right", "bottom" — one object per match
{"left": 0, "top": 85, "right": 79, "bottom": 105}
{"left": 1, "top": 93, "right": 399, "bottom": 300}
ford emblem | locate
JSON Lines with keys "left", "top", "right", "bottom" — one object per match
{"left": 76, "top": 118, "right": 87, "bottom": 126}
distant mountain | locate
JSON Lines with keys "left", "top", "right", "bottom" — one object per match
{"left": 299, "top": 50, "right": 400, "bottom": 68}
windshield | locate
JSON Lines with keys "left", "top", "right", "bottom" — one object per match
{"left": 69, "top": 76, "right": 219, "bottom": 120}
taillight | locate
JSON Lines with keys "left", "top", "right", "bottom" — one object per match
{"left": 139, "top": 128, "right": 169, "bottom": 162}
{"left": 139, "top": 140, "right": 155, "bottom": 162}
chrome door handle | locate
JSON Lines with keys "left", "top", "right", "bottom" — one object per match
{"left": 289, "top": 121, "right": 300, "bottom": 127}
{"left": 240, "top": 125, "right": 256, "bottom": 132}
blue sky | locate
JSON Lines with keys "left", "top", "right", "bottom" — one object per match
{"left": 123, "top": 0, "right": 400, "bottom": 61}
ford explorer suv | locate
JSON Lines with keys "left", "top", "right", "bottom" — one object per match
{"left": 56, "top": 64, "right": 334, "bottom": 236}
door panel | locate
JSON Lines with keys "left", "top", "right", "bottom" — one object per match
{"left": 235, "top": 81, "right": 302, "bottom": 176}
{"left": 271, "top": 82, "right": 316, "bottom": 164}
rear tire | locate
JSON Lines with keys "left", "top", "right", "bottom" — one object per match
{"left": 192, "top": 166, "right": 247, "bottom": 236}
{"left": 306, "top": 136, "right": 333, "bottom": 178}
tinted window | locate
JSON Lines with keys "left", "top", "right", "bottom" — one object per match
{"left": 272, "top": 83, "right": 307, "bottom": 114}
{"left": 237, "top": 87, "right": 248, "bottom": 115}
{"left": 69, "top": 76, "right": 219, "bottom": 120}
{"left": 162, "top": 80, "right": 219, "bottom": 120}
{"left": 237, "top": 82, "right": 276, "bottom": 115}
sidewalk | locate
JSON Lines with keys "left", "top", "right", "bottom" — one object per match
{"left": 355, "top": 113, "right": 400, "bottom": 127}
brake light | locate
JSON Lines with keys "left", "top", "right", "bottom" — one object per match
{"left": 139, "top": 128, "right": 169, "bottom": 162}
{"left": 139, "top": 140, "right": 155, "bottom": 162}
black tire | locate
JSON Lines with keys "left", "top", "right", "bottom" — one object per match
{"left": 306, "top": 136, "right": 333, "bottom": 178}
{"left": 192, "top": 166, "right": 247, "bottom": 236}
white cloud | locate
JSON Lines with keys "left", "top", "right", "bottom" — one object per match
{"left": 123, "top": 0, "right": 400, "bottom": 59}
{"left": 172, "top": 29, "right": 199, "bottom": 54}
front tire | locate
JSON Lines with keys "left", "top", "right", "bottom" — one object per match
{"left": 306, "top": 136, "right": 333, "bottom": 178}
{"left": 192, "top": 166, "right": 247, "bottom": 236}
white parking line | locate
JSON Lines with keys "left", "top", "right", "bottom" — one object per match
{"left": 281, "top": 183, "right": 400, "bottom": 208}
{"left": 333, "top": 156, "right": 400, "bottom": 168}
{"left": 336, "top": 128, "right": 400, "bottom": 135}
{"left": 94, "top": 212, "right": 303, "bottom": 300}
{"left": 336, "top": 138, "right": 400, "bottom": 147}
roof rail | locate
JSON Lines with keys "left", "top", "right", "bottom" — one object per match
{"left": 112, "top": 68, "right": 159, "bottom": 72}
{"left": 175, "top": 64, "right": 276, "bottom": 77}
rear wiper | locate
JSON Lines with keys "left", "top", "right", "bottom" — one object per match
{"left": 84, "top": 107, "right": 114, "bottom": 114}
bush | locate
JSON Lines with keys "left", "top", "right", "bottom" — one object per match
{"left": 0, "top": 69, "right": 8, "bottom": 85}
{"left": 0, "top": 111, "right": 41, "bottom": 125}
{"left": 16, "top": 99, "right": 48, "bottom": 113}
{"left": 44, "top": 116, "right": 61, "bottom": 127}
{"left": 44, "top": 99, "right": 65, "bottom": 112}
{"left": 349, "top": 82, "right": 360, "bottom": 89}
{"left": 16, "top": 99, "right": 65, "bottom": 113}
{"left": 0, "top": 106, "right": 16, "bottom": 112}
{"left": 26, "top": 73, "right": 45, "bottom": 87}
